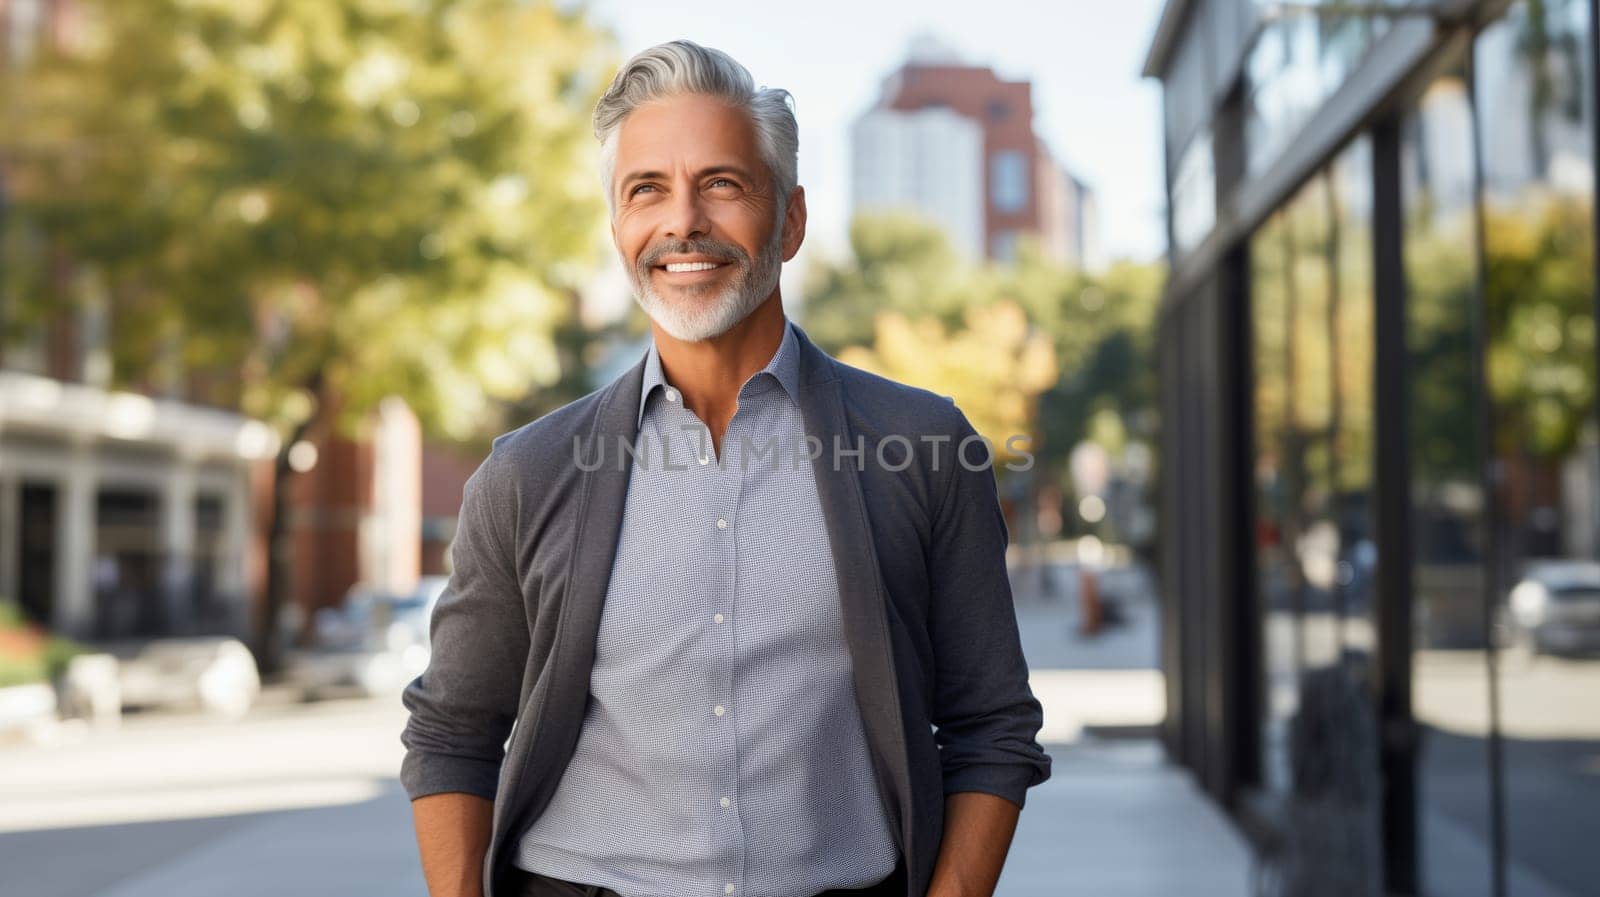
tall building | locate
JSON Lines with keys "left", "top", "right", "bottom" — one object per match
{"left": 851, "top": 106, "right": 986, "bottom": 260}
{"left": 851, "top": 39, "right": 1099, "bottom": 267}
{"left": 1145, "top": 1, "right": 1599, "bottom": 895}
{"left": 1034, "top": 140, "right": 1102, "bottom": 271}
{"left": 1068, "top": 170, "right": 1102, "bottom": 271}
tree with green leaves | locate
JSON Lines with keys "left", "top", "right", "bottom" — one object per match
{"left": 1483, "top": 196, "right": 1596, "bottom": 459}
{"left": 799, "top": 212, "right": 983, "bottom": 353}
{"left": 801, "top": 213, "right": 1164, "bottom": 536}
{"left": 1, "top": 0, "right": 616, "bottom": 672}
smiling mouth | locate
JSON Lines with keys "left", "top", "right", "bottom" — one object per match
{"left": 655, "top": 261, "right": 729, "bottom": 274}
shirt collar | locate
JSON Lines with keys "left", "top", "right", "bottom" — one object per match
{"left": 637, "top": 315, "right": 802, "bottom": 428}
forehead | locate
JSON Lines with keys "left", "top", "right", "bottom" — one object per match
{"left": 613, "top": 93, "right": 763, "bottom": 172}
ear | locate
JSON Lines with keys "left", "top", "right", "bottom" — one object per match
{"left": 781, "top": 185, "right": 807, "bottom": 263}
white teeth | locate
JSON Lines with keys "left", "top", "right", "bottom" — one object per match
{"left": 663, "top": 262, "right": 722, "bottom": 272}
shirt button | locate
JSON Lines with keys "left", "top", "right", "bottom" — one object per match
{"left": 665, "top": 388, "right": 678, "bottom": 402}
{"left": 716, "top": 517, "right": 728, "bottom": 530}
{"left": 725, "top": 885, "right": 735, "bottom": 895}
{"left": 714, "top": 704, "right": 726, "bottom": 717}
{"left": 698, "top": 454, "right": 710, "bottom": 465}
{"left": 720, "top": 796, "right": 731, "bottom": 808}
{"left": 714, "top": 613, "right": 725, "bottom": 624}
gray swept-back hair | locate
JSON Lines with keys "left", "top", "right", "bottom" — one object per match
{"left": 593, "top": 40, "right": 798, "bottom": 217}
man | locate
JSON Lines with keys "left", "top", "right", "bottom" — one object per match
{"left": 401, "top": 40, "right": 1050, "bottom": 897}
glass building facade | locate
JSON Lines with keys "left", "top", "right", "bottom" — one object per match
{"left": 1145, "top": 1, "right": 1599, "bottom": 894}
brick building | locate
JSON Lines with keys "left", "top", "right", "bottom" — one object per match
{"left": 853, "top": 38, "right": 1099, "bottom": 268}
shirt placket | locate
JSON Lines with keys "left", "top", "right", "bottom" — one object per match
{"left": 729, "top": 386, "right": 777, "bottom": 895}
{"left": 710, "top": 391, "right": 751, "bottom": 897}
{"left": 654, "top": 384, "right": 741, "bottom": 896}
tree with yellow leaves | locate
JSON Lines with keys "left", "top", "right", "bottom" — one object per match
{"left": 838, "top": 300, "right": 1058, "bottom": 468}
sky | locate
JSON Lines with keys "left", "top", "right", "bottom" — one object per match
{"left": 582, "top": 0, "right": 1170, "bottom": 268}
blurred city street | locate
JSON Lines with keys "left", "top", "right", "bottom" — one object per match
{"left": 0, "top": 560, "right": 1251, "bottom": 897}
{"left": 6, "top": 0, "right": 1596, "bottom": 893}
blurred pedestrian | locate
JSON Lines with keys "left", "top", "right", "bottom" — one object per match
{"left": 1078, "top": 564, "right": 1103, "bottom": 638}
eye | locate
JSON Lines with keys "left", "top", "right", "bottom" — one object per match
{"left": 629, "top": 183, "right": 657, "bottom": 196}
{"left": 709, "top": 177, "right": 738, "bottom": 189}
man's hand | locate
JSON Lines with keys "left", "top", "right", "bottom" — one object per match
{"left": 924, "top": 791, "right": 1022, "bottom": 897}
{"left": 412, "top": 792, "right": 494, "bottom": 897}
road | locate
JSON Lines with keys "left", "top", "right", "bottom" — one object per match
{"left": 0, "top": 692, "right": 425, "bottom": 897}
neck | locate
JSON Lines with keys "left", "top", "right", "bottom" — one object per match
{"left": 652, "top": 291, "right": 786, "bottom": 440}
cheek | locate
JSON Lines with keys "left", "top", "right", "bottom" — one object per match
{"left": 712, "top": 206, "right": 769, "bottom": 256}
{"left": 614, "top": 218, "right": 650, "bottom": 262}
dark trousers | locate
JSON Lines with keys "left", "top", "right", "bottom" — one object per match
{"left": 507, "top": 855, "right": 906, "bottom": 897}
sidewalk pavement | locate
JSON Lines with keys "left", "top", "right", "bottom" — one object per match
{"left": 2, "top": 558, "right": 1254, "bottom": 897}
{"left": 999, "top": 739, "right": 1253, "bottom": 896}
{"left": 44, "top": 739, "right": 1251, "bottom": 897}
{"left": 1012, "top": 559, "right": 1166, "bottom": 742}
{"left": 1001, "top": 558, "right": 1253, "bottom": 895}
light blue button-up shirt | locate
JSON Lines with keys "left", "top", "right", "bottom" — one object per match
{"left": 513, "top": 316, "right": 900, "bottom": 897}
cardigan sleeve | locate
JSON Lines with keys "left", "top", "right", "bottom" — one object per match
{"left": 398, "top": 448, "right": 530, "bottom": 803}
{"left": 925, "top": 410, "right": 1052, "bottom": 809}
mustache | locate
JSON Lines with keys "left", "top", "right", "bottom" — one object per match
{"left": 638, "top": 238, "right": 747, "bottom": 269}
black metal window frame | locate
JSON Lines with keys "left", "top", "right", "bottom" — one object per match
{"left": 1155, "top": 0, "right": 1600, "bottom": 894}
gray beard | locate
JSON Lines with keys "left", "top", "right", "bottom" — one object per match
{"left": 629, "top": 223, "right": 785, "bottom": 342}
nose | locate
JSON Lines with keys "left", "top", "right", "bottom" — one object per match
{"left": 663, "top": 181, "right": 712, "bottom": 241}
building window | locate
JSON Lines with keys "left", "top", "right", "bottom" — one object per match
{"left": 1249, "top": 137, "right": 1379, "bottom": 866}
{"left": 1245, "top": 6, "right": 1394, "bottom": 177}
{"left": 1402, "top": 60, "right": 1496, "bottom": 897}
{"left": 1475, "top": 3, "right": 1600, "bottom": 893}
{"left": 1170, "top": 129, "right": 1215, "bottom": 256}
{"left": 990, "top": 150, "right": 1027, "bottom": 213}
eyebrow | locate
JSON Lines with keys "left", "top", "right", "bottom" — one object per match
{"left": 618, "top": 165, "right": 758, "bottom": 194}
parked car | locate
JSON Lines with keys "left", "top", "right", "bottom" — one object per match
{"left": 106, "top": 636, "right": 260, "bottom": 719}
{"left": 291, "top": 578, "right": 448, "bottom": 699}
{"left": 1506, "top": 559, "right": 1600, "bottom": 656}
{"left": 384, "top": 575, "right": 448, "bottom": 651}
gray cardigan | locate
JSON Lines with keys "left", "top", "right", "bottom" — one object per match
{"left": 399, "top": 321, "right": 1051, "bottom": 897}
